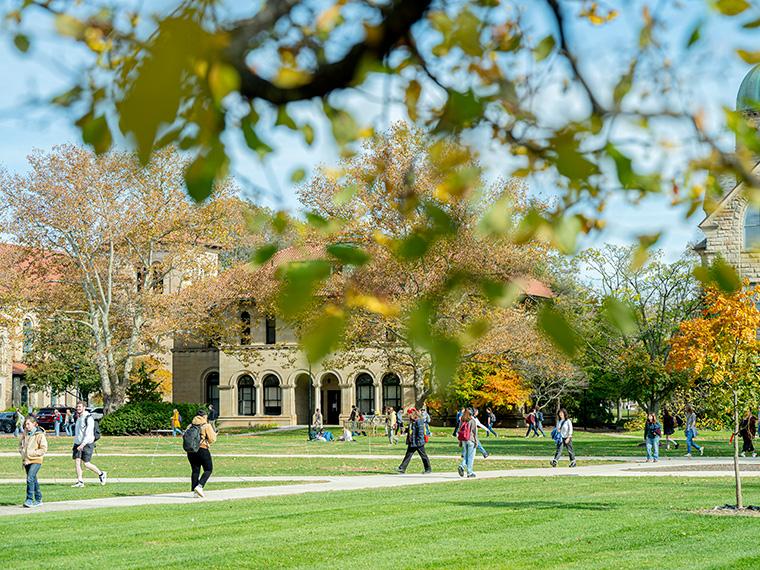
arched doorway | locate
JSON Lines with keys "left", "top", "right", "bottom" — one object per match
{"left": 320, "top": 373, "right": 341, "bottom": 425}
{"left": 294, "top": 373, "right": 313, "bottom": 425}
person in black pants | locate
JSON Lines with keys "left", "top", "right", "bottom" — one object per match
{"left": 397, "top": 409, "right": 431, "bottom": 474}
{"left": 186, "top": 409, "right": 217, "bottom": 498}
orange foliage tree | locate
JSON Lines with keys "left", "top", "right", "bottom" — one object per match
{"left": 669, "top": 285, "right": 760, "bottom": 508}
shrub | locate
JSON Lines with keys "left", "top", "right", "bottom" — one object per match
{"left": 623, "top": 411, "right": 647, "bottom": 432}
{"left": 100, "top": 402, "right": 203, "bottom": 435}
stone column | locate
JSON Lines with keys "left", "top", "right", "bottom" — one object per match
{"left": 374, "top": 383, "right": 382, "bottom": 415}
{"left": 313, "top": 382, "right": 322, "bottom": 416}
{"left": 256, "top": 380, "right": 264, "bottom": 416}
{"left": 282, "top": 385, "right": 296, "bottom": 424}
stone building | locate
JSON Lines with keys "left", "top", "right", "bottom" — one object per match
{"left": 696, "top": 64, "right": 760, "bottom": 277}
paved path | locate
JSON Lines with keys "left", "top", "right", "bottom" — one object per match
{"left": 0, "top": 458, "right": 757, "bottom": 517}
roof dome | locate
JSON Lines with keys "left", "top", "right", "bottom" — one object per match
{"left": 737, "top": 65, "right": 760, "bottom": 111}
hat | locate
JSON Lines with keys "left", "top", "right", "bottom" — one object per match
{"left": 407, "top": 407, "right": 417, "bottom": 414}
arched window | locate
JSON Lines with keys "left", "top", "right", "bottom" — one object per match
{"left": 22, "top": 318, "right": 34, "bottom": 357}
{"left": 263, "top": 374, "right": 282, "bottom": 415}
{"left": 240, "top": 311, "right": 251, "bottom": 345}
{"left": 746, "top": 206, "right": 760, "bottom": 250}
{"left": 355, "top": 373, "right": 374, "bottom": 415}
{"left": 205, "top": 372, "right": 219, "bottom": 412}
{"left": 238, "top": 375, "right": 256, "bottom": 416}
{"left": 382, "top": 373, "right": 402, "bottom": 411}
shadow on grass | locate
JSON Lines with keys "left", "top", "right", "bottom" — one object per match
{"left": 450, "top": 500, "right": 613, "bottom": 511}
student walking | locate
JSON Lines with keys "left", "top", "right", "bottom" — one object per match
{"left": 313, "top": 408, "right": 323, "bottom": 430}
{"left": 524, "top": 408, "right": 538, "bottom": 437}
{"left": 452, "top": 407, "right": 464, "bottom": 437}
{"left": 14, "top": 409, "right": 24, "bottom": 438}
{"left": 386, "top": 407, "right": 398, "bottom": 444}
{"left": 484, "top": 407, "right": 498, "bottom": 437}
{"left": 644, "top": 412, "right": 662, "bottom": 462}
{"left": 662, "top": 406, "right": 679, "bottom": 450}
{"left": 550, "top": 408, "right": 576, "bottom": 467}
{"left": 740, "top": 410, "right": 757, "bottom": 458}
{"left": 183, "top": 409, "right": 217, "bottom": 498}
{"left": 53, "top": 409, "right": 62, "bottom": 437}
{"left": 395, "top": 408, "right": 403, "bottom": 436}
{"left": 19, "top": 414, "right": 47, "bottom": 508}
{"left": 71, "top": 401, "right": 107, "bottom": 488}
{"left": 64, "top": 409, "right": 74, "bottom": 436}
{"left": 473, "top": 413, "right": 491, "bottom": 458}
{"left": 207, "top": 404, "right": 218, "bottom": 430}
{"left": 457, "top": 408, "right": 479, "bottom": 477}
{"left": 684, "top": 404, "right": 704, "bottom": 457}
{"left": 397, "top": 409, "right": 432, "bottom": 474}
{"left": 171, "top": 409, "right": 183, "bottom": 437}
{"left": 535, "top": 407, "right": 546, "bottom": 437}
{"left": 421, "top": 406, "right": 431, "bottom": 437}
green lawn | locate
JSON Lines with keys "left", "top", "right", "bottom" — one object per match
{"left": 0, "top": 480, "right": 300, "bottom": 506}
{"left": 1, "top": 476, "right": 760, "bottom": 568}
{"left": 0, "top": 426, "right": 738, "bottom": 457}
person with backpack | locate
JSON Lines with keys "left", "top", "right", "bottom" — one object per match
{"left": 535, "top": 407, "right": 546, "bottom": 437}
{"left": 397, "top": 408, "right": 432, "bottom": 474}
{"left": 484, "top": 407, "right": 498, "bottom": 437}
{"left": 684, "top": 404, "right": 704, "bottom": 457}
{"left": 452, "top": 407, "right": 464, "bottom": 437}
{"left": 524, "top": 408, "right": 537, "bottom": 438}
{"left": 71, "top": 401, "right": 106, "bottom": 488}
{"left": 644, "top": 412, "right": 662, "bottom": 462}
{"left": 739, "top": 410, "right": 757, "bottom": 458}
{"left": 171, "top": 409, "right": 183, "bottom": 437}
{"left": 550, "top": 408, "right": 576, "bottom": 468}
{"left": 456, "top": 408, "right": 479, "bottom": 477}
{"left": 19, "top": 413, "right": 47, "bottom": 508}
{"left": 662, "top": 406, "right": 679, "bottom": 450}
{"left": 183, "top": 409, "right": 217, "bottom": 498}
{"left": 53, "top": 409, "right": 62, "bottom": 437}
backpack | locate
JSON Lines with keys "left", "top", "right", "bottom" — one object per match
{"left": 551, "top": 420, "right": 566, "bottom": 444}
{"left": 183, "top": 424, "right": 202, "bottom": 453}
{"left": 86, "top": 415, "right": 101, "bottom": 442}
{"left": 457, "top": 420, "right": 472, "bottom": 442}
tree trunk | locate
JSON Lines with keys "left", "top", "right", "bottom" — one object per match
{"left": 734, "top": 390, "right": 743, "bottom": 509}
{"left": 103, "top": 387, "right": 126, "bottom": 414}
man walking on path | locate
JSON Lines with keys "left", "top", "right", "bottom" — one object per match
{"left": 525, "top": 408, "right": 537, "bottom": 437}
{"left": 71, "top": 401, "right": 107, "bottom": 488}
{"left": 684, "top": 404, "right": 704, "bottom": 457}
{"left": 484, "top": 407, "right": 498, "bottom": 437}
{"left": 386, "top": 407, "right": 398, "bottom": 445}
{"left": 19, "top": 413, "right": 47, "bottom": 508}
{"left": 397, "top": 409, "right": 431, "bottom": 474}
{"left": 534, "top": 407, "right": 546, "bottom": 437}
{"left": 184, "top": 409, "right": 217, "bottom": 498}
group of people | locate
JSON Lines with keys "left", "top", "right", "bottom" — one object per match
{"left": 13, "top": 407, "right": 76, "bottom": 437}
{"left": 16, "top": 401, "right": 107, "bottom": 508}
{"left": 642, "top": 405, "right": 704, "bottom": 462}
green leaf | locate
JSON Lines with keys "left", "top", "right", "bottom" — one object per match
{"left": 13, "top": 34, "right": 29, "bottom": 53}
{"left": 537, "top": 303, "right": 578, "bottom": 357}
{"left": 430, "top": 336, "right": 461, "bottom": 388}
{"left": 694, "top": 257, "right": 742, "bottom": 294}
{"left": 302, "top": 123, "right": 315, "bottom": 145}
{"left": 277, "top": 260, "right": 332, "bottom": 318}
{"left": 436, "top": 90, "right": 483, "bottom": 132}
{"left": 324, "top": 104, "right": 359, "bottom": 147}
{"left": 290, "top": 168, "right": 306, "bottom": 183}
{"left": 185, "top": 143, "right": 228, "bottom": 203}
{"left": 276, "top": 106, "right": 298, "bottom": 130}
{"left": 301, "top": 308, "right": 345, "bottom": 363}
{"left": 326, "top": 243, "right": 370, "bottom": 266}
{"left": 613, "top": 63, "right": 634, "bottom": 104}
{"left": 714, "top": 0, "right": 750, "bottom": 16}
{"left": 405, "top": 80, "right": 421, "bottom": 122}
{"left": 251, "top": 244, "right": 279, "bottom": 266}
{"left": 737, "top": 49, "right": 760, "bottom": 64}
{"left": 686, "top": 21, "right": 702, "bottom": 47}
{"left": 742, "top": 16, "right": 760, "bottom": 28}
{"left": 397, "top": 233, "right": 429, "bottom": 260}
{"left": 77, "top": 113, "right": 112, "bottom": 155}
{"left": 50, "top": 86, "right": 84, "bottom": 108}
{"left": 208, "top": 63, "right": 240, "bottom": 105}
{"left": 242, "top": 114, "right": 273, "bottom": 158}
{"left": 534, "top": 35, "right": 556, "bottom": 62}
{"left": 601, "top": 297, "right": 638, "bottom": 336}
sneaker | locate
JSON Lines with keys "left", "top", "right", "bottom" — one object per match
{"left": 700, "top": 447, "right": 704, "bottom": 456}
{"left": 397, "top": 467, "right": 405, "bottom": 474}
{"left": 653, "top": 459, "right": 658, "bottom": 463}
{"left": 32, "top": 501, "right": 43, "bottom": 508}
{"left": 423, "top": 470, "right": 432, "bottom": 474}
{"left": 99, "top": 471, "right": 108, "bottom": 486}
{"left": 457, "top": 465, "right": 465, "bottom": 478}
{"left": 754, "top": 453, "right": 757, "bottom": 458}
{"left": 741, "top": 452, "right": 746, "bottom": 458}
{"left": 550, "top": 460, "right": 557, "bottom": 467}
{"left": 193, "top": 485, "right": 205, "bottom": 498}
{"left": 569, "top": 461, "right": 577, "bottom": 468}
{"left": 645, "top": 458, "right": 651, "bottom": 463}
{"left": 482, "top": 451, "right": 489, "bottom": 459}
{"left": 22, "top": 500, "right": 34, "bottom": 508}
{"left": 674, "top": 442, "right": 680, "bottom": 449}
{"left": 71, "top": 480, "right": 84, "bottom": 488}
{"left": 685, "top": 453, "right": 692, "bottom": 458}
{"left": 467, "top": 473, "right": 477, "bottom": 478}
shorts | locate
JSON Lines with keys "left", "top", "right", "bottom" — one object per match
{"left": 72, "top": 443, "right": 94, "bottom": 462}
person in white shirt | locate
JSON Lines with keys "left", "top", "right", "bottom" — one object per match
{"left": 71, "top": 401, "right": 107, "bottom": 488}
{"left": 550, "top": 408, "right": 576, "bottom": 468}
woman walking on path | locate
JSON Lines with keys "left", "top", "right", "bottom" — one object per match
{"left": 484, "top": 407, "right": 498, "bottom": 437}
{"left": 684, "top": 404, "right": 704, "bottom": 457}
{"left": 184, "top": 409, "right": 217, "bottom": 498}
{"left": 739, "top": 410, "right": 757, "bottom": 457}
{"left": 457, "top": 408, "right": 479, "bottom": 478}
{"left": 550, "top": 408, "right": 576, "bottom": 468}
{"left": 386, "top": 407, "right": 398, "bottom": 445}
{"left": 171, "top": 409, "right": 183, "bottom": 437}
{"left": 644, "top": 412, "right": 662, "bottom": 462}
{"left": 19, "top": 414, "right": 47, "bottom": 508}
{"left": 397, "top": 409, "right": 431, "bottom": 474}
{"left": 524, "top": 408, "right": 537, "bottom": 437}
{"left": 662, "top": 406, "right": 679, "bottom": 450}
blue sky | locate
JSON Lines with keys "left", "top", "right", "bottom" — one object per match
{"left": 0, "top": 1, "right": 756, "bottom": 260}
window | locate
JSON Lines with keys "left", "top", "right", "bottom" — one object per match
{"left": 355, "top": 373, "right": 374, "bottom": 415}
{"left": 205, "top": 372, "right": 219, "bottom": 412}
{"left": 22, "top": 318, "right": 34, "bottom": 357}
{"left": 265, "top": 317, "right": 276, "bottom": 344}
{"left": 263, "top": 374, "right": 282, "bottom": 415}
{"left": 382, "top": 373, "right": 402, "bottom": 410}
{"left": 746, "top": 206, "right": 760, "bottom": 250}
{"left": 240, "top": 311, "right": 251, "bottom": 345}
{"left": 238, "top": 375, "right": 256, "bottom": 416}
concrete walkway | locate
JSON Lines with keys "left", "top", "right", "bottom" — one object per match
{"left": 0, "top": 458, "right": 756, "bottom": 517}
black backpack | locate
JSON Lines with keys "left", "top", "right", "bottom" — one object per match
{"left": 183, "top": 424, "right": 201, "bottom": 453}
{"left": 86, "top": 415, "right": 101, "bottom": 442}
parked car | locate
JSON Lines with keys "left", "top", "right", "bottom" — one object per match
{"left": 0, "top": 412, "right": 15, "bottom": 433}
{"left": 35, "top": 407, "right": 73, "bottom": 431}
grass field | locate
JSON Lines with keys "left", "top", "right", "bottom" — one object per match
{"left": 1, "top": 476, "right": 760, "bottom": 568}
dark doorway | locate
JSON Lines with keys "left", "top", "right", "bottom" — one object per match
{"left": 326, "top": 390, "right": 341, "bottom": 425}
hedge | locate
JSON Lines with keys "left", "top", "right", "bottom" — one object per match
{"left": 100, "top": 402, "right": 204, "bottom": 435}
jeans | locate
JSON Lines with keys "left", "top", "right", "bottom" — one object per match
{"left": 645, "top": 436, "right": 660, "bottom": 460}
{"left": 484, "top": 424, "right": 497, "bottom": 437}
{"left": 686, "top": 429, "right": 701, "bottom": 453}
{"left": 24, "top": 463, "right": 42, "bottom": 504}
{"left": 460, "top": 441, "right": 476, "bottom": 475}
{"left": 553, "top": 438, "right": 576, "bottom": 463}
{"left": 54, "top": 421, "right": 61, "bottom": 437}
{"left": 64, "top": 423, "right": 73, "bottom": 436}
{"left": 387, "top": 426, "right": 398, "bottom": 444}
{"left": 399, "top": 445, "right": 431, "bottom": 472}
{"left": 476, "top": 441, "right": 488, "bottom": 457}
{"left": 172, "top": 426, "right": 182, "bottom": 437}
{"left": 536, "top": 422, "right": 545, "bottom": 436}
{"left": 742, "top": 433, "right": 755, "bottom": 454}
{"left": 187, "top": 448, "right": 213, "bottom": 490}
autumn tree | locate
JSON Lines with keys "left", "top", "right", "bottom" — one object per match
{"left": 669, "top": 285, "right": 760, "bottom": 509}
{"left": 0, "top": 146, "right": 243, "bottom": 412}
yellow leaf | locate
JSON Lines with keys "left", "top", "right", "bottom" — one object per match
{"left": 273, "top": 68, "right": 312, "bottom": 89}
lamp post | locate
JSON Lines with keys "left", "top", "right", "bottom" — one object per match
{"left": 307, "top": 359, "right": 313, "bottom": 441}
